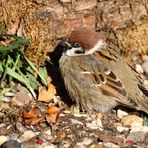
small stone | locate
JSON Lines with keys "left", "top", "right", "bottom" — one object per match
{"left": 16, "top": 122, "right": 26, "bottom": 133}
{"left": 117, "top": 109, "right": 128, "bottom": 119}
{"left": 1, "top": 97, "right": 11, "bottom": 102}
{"left": 9, "top": 133, "right": 19, "bottom": 141}
{"left": 11, "top": 92, "right": 31, "bottom": 107}
{"left": 73, "top": 113, "right": 88, "bottom": 117}
{"left": 86, "top": 119, "right": 102, "bottom": 130}
{"left": 0, "top": 127, "right": 11, "bottom": 135}
{"left": 75, "top": 0, "right": 97, "bottom": 11}
{"left": 142, "top": 55, "right": 148, "bottom": 62}
{"left": 75, "top": 142, "right": 86, "bottom": 148}
{"left": 127, "top": 131, "right": 145, "bottom": 142}
{"left": 59, "top": 0, "right": 71, "bottom": 2}
{"left": 71, "top": 119, "right": 83, "bottom": 125}
{"left": 116, "top": 126, "right": 129, "bottom": 133}
{"left": 1, "top": 140, "right": 21, "bottom": 148}
{"left": 82, "top": 137, "right": 93, "bottom": 145}
{"left": 135, "top": 64, "right": 143, "bottom": 74}
{"left": 104, "top": 142, "right": 120, "bottom": 148}
{"left": 40, "top": 129, "right": 53, "bottom": 141}
{"left": 121, "top": 115, "right": 143, "bottom": 127}
{"left": 126, "top": 126, "right": 148, "bottom": 143}
{"left": 44, "top": 129, "right": 51, "bottom": 136}
{"left": 130, "top": 126, "right": 148, "bottom": 133}
{"left": 0, "top": 136, "right": 9, "bottom": 145}
{"left": 144, "top": 80, "right": 148, "bottom": 86}
{"left": 5, "top": 92, "right": 15, "bottom": 97}
{"left": 19, "top": 130, "right": 38, "bottom": 142}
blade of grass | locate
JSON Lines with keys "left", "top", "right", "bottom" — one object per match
{"left": 6, "top": 67, "right": 36, "bottom": 99}
{"left": 9, "top": 53, "right": 21, "bottom": 84}
{"left": 25, "top": 57, "right": 47, "bottom": 86}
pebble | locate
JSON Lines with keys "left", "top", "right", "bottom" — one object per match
{"left": 44, "top": 129, "right": 52, "bottom": 136}
{"left": 130, "top": 126, "right": 148, "bottom": 133}
{"left": 41, "top": 129, "right": 53, "bottom": 141}
{"left": 86, "top": 119, "right": 102, "bottom": 130}
{"left": 1, "top": 97, "right": 11, "bottom": 102}
{"left": 22, "top": 142, "right": 55, "bottom": 148}
{"left": 144, "top": 80, "right": 148, "bottom": 85}
{"left": 121, "top": 115, "right": 143, "bottom": 127}
{"left": 59, "top": 0, "right": 71, "bottom": 3}
{"left": 126, "top": 126, "right": 148, "bottom": 143}
{"left": 71, "top": 119, "right": 83, "bottom": 125}
{"left": 1, "top": 140, "right": 21, "bottom": 148}
{"left": 5, "top": 92, "right": 15, "bottom": 97}
{"left": 104, "top": 142, "right": 120, "bottom": 148}
{"left": 82, "top": 137, "right": 93, "bottom": 145}
{"left": 16, "top": 122, "right": 26, "bottom": 133}
{"left": 0, "top": 136, "right": 9, "bottom": 145}
{"left": 19, "top": 130, "right": 39, "bottom": 142}
{"left": 135, "top": 64, "right": 143, "bottom": 74}
{"left": 116, "top": 126, "right": 129, "bottom": 133}
{"left": 75, "top": 142, "right": 86, "bottom": 148}
{"left": 117, "top": 109, "right": 128, "bottom": 119}
{"left": 11, "top": 92, "right": 31, "bottom": 107}
{"left": 9, "top": 133, "right": 19, "bottom": 141}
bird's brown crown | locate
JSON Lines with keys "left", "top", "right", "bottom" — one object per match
{"left": 68, "top": 27, "right": 102, "bottom": 50}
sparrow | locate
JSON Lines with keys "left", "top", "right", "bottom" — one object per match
{"left": 59, "top": 27, "right": 148, "bottom": 114}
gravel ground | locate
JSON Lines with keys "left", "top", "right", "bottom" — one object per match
{"left": 0, "top": 54, "right": 148, "bottom": 148}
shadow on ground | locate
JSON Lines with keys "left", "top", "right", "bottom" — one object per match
{"left": 46, "top": 43, "right": 73, "bottom": 106}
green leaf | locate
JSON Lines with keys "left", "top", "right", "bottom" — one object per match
{"left": 26, "top": 72, "right": 37, "bottom": 90}
{"left": 6, "top": 67, "right": 36, "bottom": 99}
{"left": 0, "top": 62, "right": 3, "bottom": 72}
{"left": 25, "top": 57, "right": 47, "bottom": 86}
{"left": 0, "top": 34, "right": 30, "bottom": 54}
{"left": 39, "top": 67, "right": 48, "bottom": 84}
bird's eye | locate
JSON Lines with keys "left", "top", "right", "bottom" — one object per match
{"left": 73, "top": 43, "right": 80, "bottom": 48}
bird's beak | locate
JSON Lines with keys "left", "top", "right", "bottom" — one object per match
{"left": 58, "top": 41, "right": 72, "bottom": 52}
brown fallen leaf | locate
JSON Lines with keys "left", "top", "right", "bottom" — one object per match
{"left": 24, "top": 117, "right": 45, "bottom": 125}
{"left": 23, "top": 107, "right": 38, "bottom": 118}
{"left": 38, "top": 82, "right": 56, "bottom": 103}
{"left": 45, "top": 105, "right": 61, "bottom": 124}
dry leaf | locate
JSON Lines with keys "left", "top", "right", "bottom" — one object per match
{"left": 45, "top": 105, "right": 61, "bottom": 124}
{"left": 23, "top": 107, "right": 38, "bottom": 118}
{"left": 38, "top": 83, "right": 56, "bottom": 103}
{"left": 24, "top": 117, "right": 45, "bottom": 125}
{"left": 46, "top": 105, "right": 60, "bottom": 114}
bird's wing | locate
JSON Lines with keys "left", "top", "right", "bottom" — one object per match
{"left": 79, "top": 51, "right": 136, "bottom": 108}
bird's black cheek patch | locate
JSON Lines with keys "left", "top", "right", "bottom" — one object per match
{"left": 75, "top": 50, "right": 84, "bottom": 54}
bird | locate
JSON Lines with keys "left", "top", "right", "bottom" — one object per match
{"left": 59, "top": 27, "right": 148, "bottom": 114}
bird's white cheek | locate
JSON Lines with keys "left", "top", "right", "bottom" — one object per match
{"left": 85, "top": 40, "right": 106, "bottom": 55}
{"left": 66, "top": 49, "right": 75, "bottom": 56}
